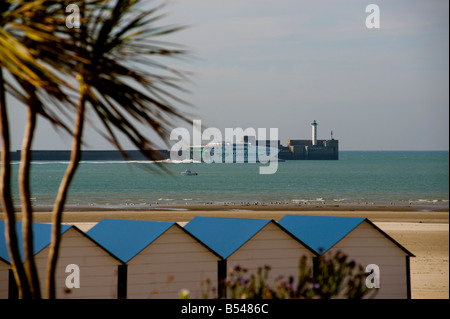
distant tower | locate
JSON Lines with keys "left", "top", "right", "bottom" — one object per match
{"left": 311, "top": 120, "right": 318, "bottom": 146}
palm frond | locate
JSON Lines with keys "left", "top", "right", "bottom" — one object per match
{"left": 0, "top": 0, "right": 82, "bottom": 134}
{"left": 68, "top": 0, "right": 192, "bottom": 162}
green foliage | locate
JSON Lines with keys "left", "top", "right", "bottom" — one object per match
{"left": 197, "top": 251, "right": 377, "bottom": 299}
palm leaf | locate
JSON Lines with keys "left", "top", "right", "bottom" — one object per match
{"left": 68, "top": 0, "right": 192, "bottom": 163}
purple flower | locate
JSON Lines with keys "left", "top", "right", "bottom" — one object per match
{"left": 274, "top": 274, "right": 284, "bottom": 281}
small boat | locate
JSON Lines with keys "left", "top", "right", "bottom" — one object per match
{"left": 181, "top": 169, "right": 198, "bottom": 176}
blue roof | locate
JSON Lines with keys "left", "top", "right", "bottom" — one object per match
{"left": 183, "top": 217, "right": 272, "bottom": 259}
{"left": 0, "top": 220, "right": 71, "bottom": 264}
{"left": 278, "top": 215, "right": 365, "bottom": 254}
{"left": 86, "top": 219, "right": 174, "bottom": 263}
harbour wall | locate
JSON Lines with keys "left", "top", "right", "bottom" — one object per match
{"left": 10, "top": 139, "right": 338, "bottom": 161}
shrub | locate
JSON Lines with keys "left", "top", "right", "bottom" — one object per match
{"left": 193, "top": 251, "right": 377, "bottom": 299}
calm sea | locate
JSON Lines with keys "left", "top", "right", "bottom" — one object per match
{"left": 10, "top": 151, "right": 449, "bottom": 210}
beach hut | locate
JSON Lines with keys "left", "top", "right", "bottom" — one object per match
{"left": 278, "top": 214, "right": 415, "bottom": 299}
{"left": 183, "top": 216, "right": 317, "bottom": 297}
{"left": 0, "top": 220, "right": 121, "bottom": 299}
{"left": 0, "top": 255, "right": 10, "bottom": 299}
{"left": 86, "top": 219, "right": 221, "bottom": 299}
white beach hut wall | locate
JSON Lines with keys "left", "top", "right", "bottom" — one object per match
{"left": 183, "top": 216, "right": 318, "bottom": 297}
{"left": 86, "top": 219, "right": 222, "bottom": 299}
{"left": 0, "top": 220, "right": 122, "bottom": 299}
{"left": 278, "top": 214, "right": 415, "bottom": 299}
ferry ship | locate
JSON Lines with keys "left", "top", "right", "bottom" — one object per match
{"left": 190, "top": 141, "right": 280, "bottom": 163}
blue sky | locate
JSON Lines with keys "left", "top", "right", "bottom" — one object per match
{"left": 8, "top": 0, "right": 449, "bottom": 151}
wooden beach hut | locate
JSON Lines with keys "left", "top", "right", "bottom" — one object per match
{"left": 183, "top": 216, "right": 317, "bottom": 297}
{"left": 278, "top": 214, "right": 415, "bottom": 299}
{"left": 0, "top": 255, "right": 10, "bottom": 299}
{"left": 86, "top": 219, "right": 221, "bottom": 299}
{"left": 0, "top": 221, "right": 121, "bottom": 299}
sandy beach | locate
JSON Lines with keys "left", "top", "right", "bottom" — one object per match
{"left": 3, "top": 206, "right": 449, "bottom": 299}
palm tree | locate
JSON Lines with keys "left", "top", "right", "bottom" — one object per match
{"left": 2, "top": 0, "right": 190, "bottom": 298}
{"left": 1, "top": 0, "right": 78, "bottom": 299}
{"left": 46, "top": 1, "right": 189, "bottom": 298}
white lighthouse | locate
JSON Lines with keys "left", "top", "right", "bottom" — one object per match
{"left": 311, "top": 120, "right": 318, "bottom": 146}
